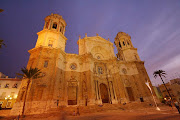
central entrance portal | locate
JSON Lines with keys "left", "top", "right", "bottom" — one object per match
{"left": 68, "top": 86, "right": 77, "bottom": 105}
{"left": 67, "top": 80, "right": 78, "bottom": 105}
{"left": 100, "top": 83, "right": 109, "bottom": 103}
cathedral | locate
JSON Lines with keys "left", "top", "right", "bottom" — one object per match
{"left": 11, "top": 13, "right": 154, "bottom": 115}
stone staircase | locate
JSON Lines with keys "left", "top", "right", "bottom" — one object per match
{"left": 47, "top": 103, "right": 125, "bottom": 115}
{"left": 46, "top": 102, "right": 159, "bottom": 115}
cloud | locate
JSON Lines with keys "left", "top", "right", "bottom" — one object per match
{"left": 147, "top": 54, "right": 180, "bottom": 86}
{"left": 161, "top": 54, "right": 180, "bottom": 71}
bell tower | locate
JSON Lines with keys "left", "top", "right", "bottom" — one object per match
{"left": 114, "top": 32, "right": 140, "bottom": 61}
{"left": 35, "top": 13, "right": 67, "bottom": 51}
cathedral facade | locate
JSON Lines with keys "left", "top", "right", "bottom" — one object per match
{"left": 11, "top": 13, "right": 154, "bottom": 115}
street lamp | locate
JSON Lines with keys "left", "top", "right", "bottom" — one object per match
{"left": 145, "top": 81, "right": 160, "bottom": 111}
{"left": 5, "top": 95, "right": 12, "bottom": 108}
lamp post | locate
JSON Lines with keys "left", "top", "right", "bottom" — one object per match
{"left": 145, "top": 81, "right": 160, "bottom": 111}
{"left": 5, "top": 95, "right": 12, "bottom": 108}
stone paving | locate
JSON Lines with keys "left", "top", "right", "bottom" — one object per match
{"left": 0, "top": 103, "right": 180, "bottom": 120}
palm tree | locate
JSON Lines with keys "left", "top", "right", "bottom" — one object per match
{"left": 17, "top": 67, "right": 42, "bottom": 117}
{"left": 153, "top": 70, "right": 172, "bottom": 104}
{"left": 0, "top": 40, "right": 6, "bottom": 49}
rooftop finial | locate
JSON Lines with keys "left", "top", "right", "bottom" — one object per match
{"left": 108, "top": 38, "right": 110, "bottom": 41}
{"left": 79, "top": 35, "right": 81, "bottom": 40}
{"left": 85, "top": 33, "right": 87, "bottom": 38}
{"left": 96, "top": 33, "right": 99, "bottom": 36}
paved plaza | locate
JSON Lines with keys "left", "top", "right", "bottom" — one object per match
{"left": 0, "top": 104, "right": 180, "bottom": 120}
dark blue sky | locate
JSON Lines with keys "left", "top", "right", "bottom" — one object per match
{"left": 0, "top": 0, "right": 180, "bottom": 85}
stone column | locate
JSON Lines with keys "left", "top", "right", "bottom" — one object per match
{"left": 96, "top": 81, "right": 102, "bottom": 104}
{"left": 109, "top": 81, "right": 118, "bottom": 104}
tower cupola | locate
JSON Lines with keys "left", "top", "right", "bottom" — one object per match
{"left": 114, "top": 32, "right": 140, "bottom": 61}
{"left": 35, "top": 13, "right": 67, "bottom": 51}
{"left": 44, "top": 13, "right": 66, "bottom": 35}
{"left": 114, "top": 32, "right": 134, "bottom": 51}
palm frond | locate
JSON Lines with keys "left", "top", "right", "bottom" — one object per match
{"left": 161, "top": 75, "right": 166, "bottom": 78}
{"left": 153, "top": 69, "right": 167, "bottom": 79}
{"left": 16, "top": 73, "right": 24, "bottom": 77}
{"left": 17, "top": 67, "right": 43, "bottom": 80}
{"left": 153, "top": 74, "right": 157, "bottom": 78}
{"left": 0, "top": 40, "right": 6, "bottom": 48}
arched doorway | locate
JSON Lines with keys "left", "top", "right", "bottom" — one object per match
{"left": 100, "top": 83, "right": 109, "bottom": 103}
{"left": 67, "top": 80, "right": 78, "bottom": 105}
{"left": 126, "top": 87, "right": 135, "bottom": 101}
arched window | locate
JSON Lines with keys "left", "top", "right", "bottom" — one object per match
{"left": 5, "top": 83, "right": 9, "bottom": 88}
{"left": 46, "top": 21, "right": 49, "bottom": 29}
{"left": 60, "top": 27, "right": 62, "bottom": 32}
{"left": 119, "top": 42, "right": 121, "bottom": 48}
{"left": 12, "top": 83, "right": 18, "bottom": 88}
{"left": 98, "top": 67, "right": 103, "bottom": 74}
{"left": 44, "top": 61, "right": 48, "bottom": 68}
{"left": 52, "top": 22, "right": 57, "bottom": 29}
{"left": 48, "top": 40, "right": 53, "bottom": 47}
{"left": 60, "top": 23, "right": 64, "bottom": 34}
{"left": 123, "top": 41, "right": 125, "bottom": 46}
{"left": 60, "top": 27, "right": 64, "bottom": 33}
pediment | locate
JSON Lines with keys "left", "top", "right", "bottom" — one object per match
{"left": 86, "top": 36, "right": 113, "bottom": 45}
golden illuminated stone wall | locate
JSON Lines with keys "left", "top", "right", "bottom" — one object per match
{"left": 11, "top": 13, "right": 154, "bottom": 115}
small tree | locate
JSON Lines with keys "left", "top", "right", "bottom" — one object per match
{"left": 17, "top": 67, "right": 42, "bottom": 117}
{"left": 153, "top": 70, "right": 172, "bottom": 104}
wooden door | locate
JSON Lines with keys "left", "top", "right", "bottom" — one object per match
{"left": 100, "top": 84, "right": 109, "bottom": 103}
{"left": 126, "top": 87, "right": 135, "bottom": 101}
{"left": 68, "top": 86, "right": 77, "bottom": 105}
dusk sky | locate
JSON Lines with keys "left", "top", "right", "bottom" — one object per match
{"left": 0, "top": 0, "right": 180, "bottom": 86}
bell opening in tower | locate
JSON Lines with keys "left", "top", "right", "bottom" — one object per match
{"left": 52, "top": 22, "right": 57, "bottom": 29}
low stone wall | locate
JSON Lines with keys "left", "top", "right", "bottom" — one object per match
{"left": 10, "top": 100, "right": 58, "bottom": 115}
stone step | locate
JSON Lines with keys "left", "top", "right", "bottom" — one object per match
{"left": 47, "top": 102, "right": 160, "bottom": 115}
{"left": 47, "top": 104, "right": 123, "bottom": 115}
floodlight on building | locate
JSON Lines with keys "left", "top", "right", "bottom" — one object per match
{"left": 10, "top": 97, "right": 12, "bottom": 100}
{"left": 145, "top": 81, "right": 160, "bottom": 111}
{"left": 5, "top": 97, "right": 7, "bottom": 100}
{"left": 14, "top": 94, "right": 18, "bottom": 99}
{"left": 8, "top": 95, "right": 10, "bottom": 97}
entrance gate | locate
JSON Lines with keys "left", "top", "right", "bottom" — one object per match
{"left": 68, "top": 80, "right": 78, "bottom": 105}
{"left": 126, "top": 87, "right": 135, "bottom": 101}
{"left": 100, "top": 83, "right": 109, "bottom": 103}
